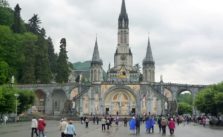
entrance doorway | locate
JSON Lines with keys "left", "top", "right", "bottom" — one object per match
{"left": 106, "top": 108, "right": 109, "bottom": 115}
{"left": 131, "top": 108, "right": 135, "bottom": 115}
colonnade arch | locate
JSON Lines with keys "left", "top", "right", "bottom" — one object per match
{"left": 34, "top": 90, "right": 46, "bottom": 113}
{"left": 52, "top": 89, "right": 67, "bottom": 115}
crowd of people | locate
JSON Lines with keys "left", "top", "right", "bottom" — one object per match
{"left": 129, "top": 115, "right": 175, "bottom": 135}
{"left": 29, "top": 113, "right": 217, "bottom": 137}
{"left": 57, "top": 114, "right": 177, "bottom": 137}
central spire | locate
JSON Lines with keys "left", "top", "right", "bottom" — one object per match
{"left": 118, "top": 0, "right": 129, "bottom": 29}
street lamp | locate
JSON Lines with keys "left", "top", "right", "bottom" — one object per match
{"left": 14, "top": 93, "right": 19, "bottom": 122}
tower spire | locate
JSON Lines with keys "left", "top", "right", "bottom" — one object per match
{"left": 92, "top": 38, "right": 102, "bottom": 65}
{"left": 143, "top": 36, "right": 154, "bottom": 65}
{"left": 120, "top": 0, "right": 127, "bottom": 16}
{"left": 118, "top": 0, "right": 129, "bottom": 29}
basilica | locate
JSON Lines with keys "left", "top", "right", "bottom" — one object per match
{"left": 74, "top": 0, "right": 164, "bottom": 116}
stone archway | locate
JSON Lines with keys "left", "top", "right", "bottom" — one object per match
{"left": 34, "top": 90, "right": 46, "bottom": 113}
{"left": 104, "top": 86, "right": 137, "bottom": 115}
{"left": 52, "top": 89, "right": 67, "bottom": 115}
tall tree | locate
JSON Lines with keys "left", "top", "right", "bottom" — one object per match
{"left": 27, "top": 14, "right": 41, "bottom": 34}
{"left": 47, "top": 37, "right": 58, "bottom": 75}
{"left": 0, "top": 61, "right": 9, "bottom": 84}
{"left": 11, "top": 4, "right": 22, "bottom": 33}
{"left": 20, "top": 33, "right": 37, "bottom": 83}
{"left": 35, "top": 28, "right": 52, "bottom": 83}
{"left": 56, "top": 38, "right": 69, "bottom": 83}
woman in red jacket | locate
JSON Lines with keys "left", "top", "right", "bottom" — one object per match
{"left": 38, "top": 117, "right": 46, "bottom": 137}
{"left": 168, "top": 118, "right": 175, "bottom": 135}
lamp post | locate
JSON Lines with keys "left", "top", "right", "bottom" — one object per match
{"left": 14, "top": 93, "right": 19, "bottom": 122}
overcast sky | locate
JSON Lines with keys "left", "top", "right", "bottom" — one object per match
{"left": 8, "top": 0, "right": 223, "bottom": 85}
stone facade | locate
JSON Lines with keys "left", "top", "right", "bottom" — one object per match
{"left": 16, "top": 0, "right": 207, "bottom": 116}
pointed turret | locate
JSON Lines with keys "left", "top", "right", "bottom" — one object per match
{"left": 142, "top": 36, "right": 155, "bottom": 82}
{"left": 90, "top": 38, "right": 103, "bottom": 82}
{"left": 118, "top": 0, "right": 129, "bottom": 29}
{"left": 91, "top": 38, "right": 103, "bottom": 65}
{"left": 143, "top": 36, "right": 154, "bottom": 65}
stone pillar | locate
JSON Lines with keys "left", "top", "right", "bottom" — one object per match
{"left": 147, "top": 98, "right": 152, "bottom": 114}
{"left": 78, "top": 85, "right": 83, "bottom": 116}
{"left": 157, "top": 100, "right": 162, "bottom": 115}
{"left": 100, "top": 99, "right": 104, "bottom": 115}
{"left": 44, "top": 91, "right": 52, "bottom": 115}
{"left": 136, "top": 94, "right": 141, "bottom": 115}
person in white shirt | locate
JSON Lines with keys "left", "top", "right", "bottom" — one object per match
{"left": 31, "top": 117, "right": 38, "bottom": 137}
{"left": 3, "top": 115, "right": 8, "bottom": 125}
{"left": 59, "top": 118, "right": 68, "bottom": 137}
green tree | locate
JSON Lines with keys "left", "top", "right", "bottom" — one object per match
{"left": 56, "top": 38, "right": 69, "bottom": 83}
{"left": 35, "top": 28, "right": 52, "bottom": 83}
{"left": 214, "top": 92, "right": 223, "bottom": 114}
{"left": 0, "top": 85, "right": 35, "bottom": 114}
{"left": 0, "top": 85, "right": 16, "bottom": 114}
{"left": 11, "top": 4, "right": 22, "bottom": 33}
{"left": 47, "top": 37, "right": 58, "bottom": 76}
{"left": 27, "top": 14, "right": 41, "bottom": 34}
{"left": 20, "top": 33, "right": 37, "bottom": 83}
{"left": 178, "top": 102, "right": 192, "bottom": 115}
{"left": 195, "top": 82, "right": 223, "bottom": 116}
{"left": 17, "top": 89, "right": 35, "bottom": 114}
{"left": 0, "top": 5, "right": 58, "bottom": 84}
{"left": 0, "top": 6, "right": 13, "bottom": 26}
{"left": 0, "top": 25, "right": 20, "bottom": 76}
{"left": 178, "top": 93, "right": 192, "bottom": 105}
{"left": 0, "top": 0, "right": 9, "bottom": 7}
{"left": 0, "top": 61, "right": 9, "bottom": 84}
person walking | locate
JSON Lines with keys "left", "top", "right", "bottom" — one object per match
{"left": 3, "top": 115, "right": 8, "bottom": 125}
{"left": 129, "top": 116, "right": 136, "bottom": 135}
{"left": 85, "top": 117, "right": 89, "bottom": 128}
{"left": 123, "top": 117, "right": 128, "bottom": 127}
{"left": 161, "top": 117, "right": 167, "bottom": 135}
{"left": 150, "top": 116, "right": 155, "bottom": 133}
{"left": 80, "top": 117, "right": 83, "bottom": 124}
{"left": 101, "top": 117, "right": 106, "bottom": 131}
{"left": 115, "top": 116, "right": 119, "bottom": 126}
{"left": 135, "top": 116, "right": 141, "bottom": 135}
{"left": 38, "top": 117, "right": 46, "bottom": 137}
{"left": 168, "top": 118, "right": 175, "bottom": 135}
{"left": 65, "top": 120, "right": 76, "bottom": 137}
{"left": 106, "top": 118, "right": 110, "bottom": 130}
{"left": 59, "top": 118, "right": 68, "bottom": 137}
{"left": 31, "top": 117, "right": 38, "bottom": 137}
{"left": 93, "top": 116, "right": 96, "bottom": 124}
{"left": 96, "top": 116, "right": 99, "bottom": 125}
{"left": 157, "top": 116, "right": 162, "bottom": 133}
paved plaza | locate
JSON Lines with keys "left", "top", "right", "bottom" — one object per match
{"left": 0, "top": 120, "right": 222, "bottom": 137}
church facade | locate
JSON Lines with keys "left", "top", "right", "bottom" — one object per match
{"left": 16, "top": 0, "right": 206, "bottom": 117}
{"left": 75, "top": 0, "right": 164, "bottom": 116}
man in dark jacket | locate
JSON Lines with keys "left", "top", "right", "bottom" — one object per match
{"left": 135, "top": 116, "right": 141, "bottom": 135}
